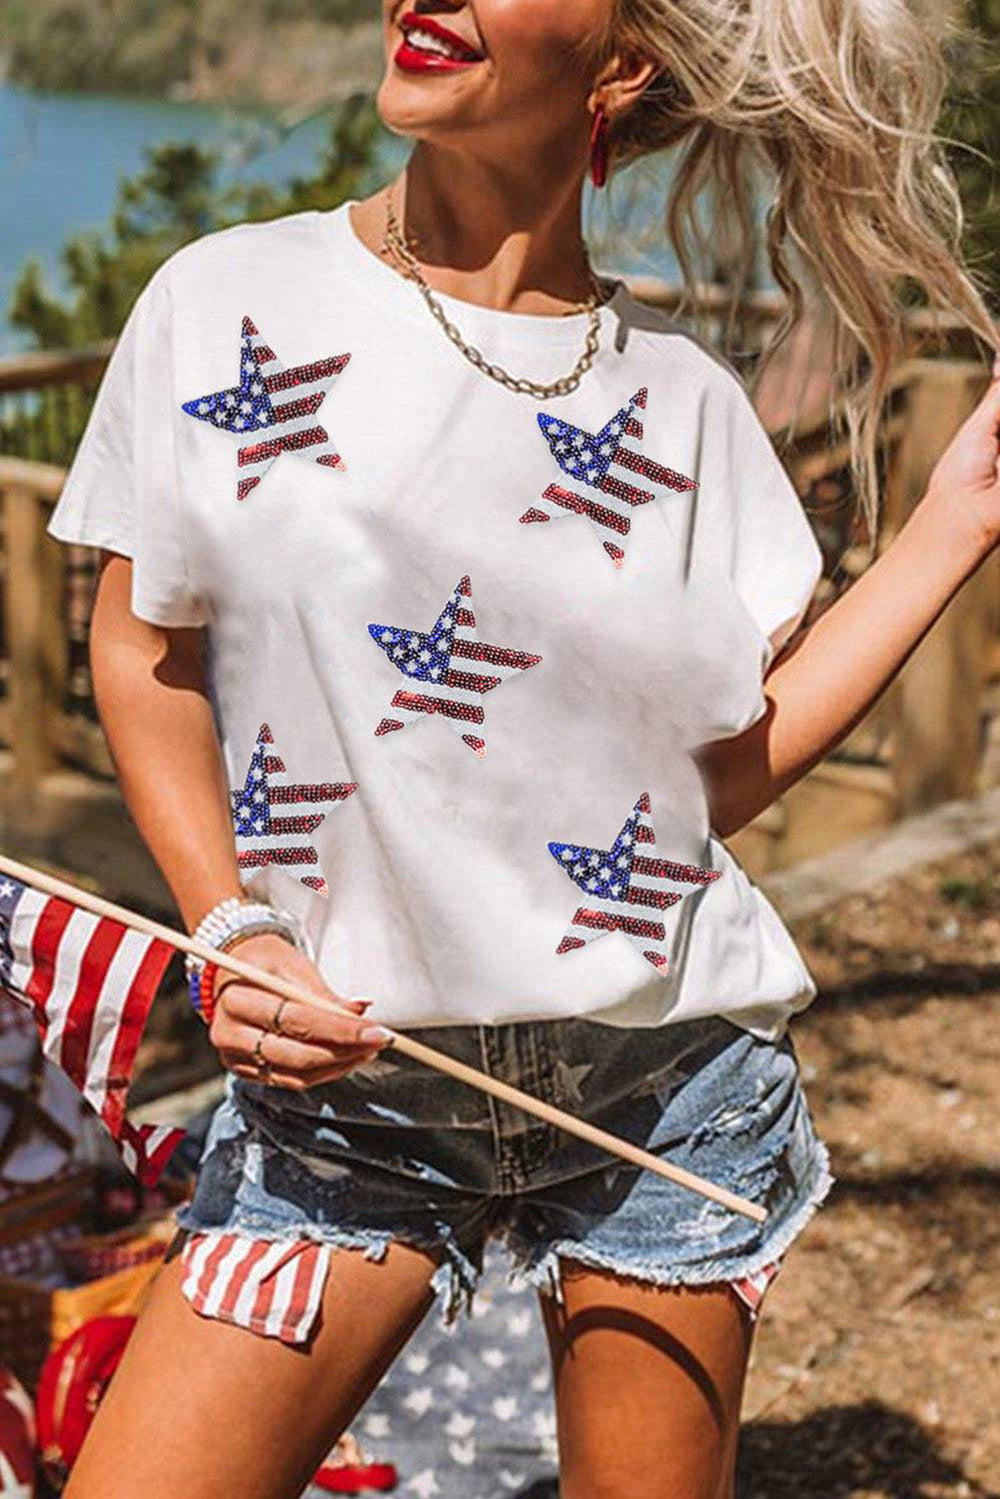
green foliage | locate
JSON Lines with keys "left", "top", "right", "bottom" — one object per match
{"left": 7, "top": 93, "right": 381, "bottom": 351}
{"left": 0, "top": 0, "right": 201, "bottom": 94}
{"left": 0, "top": 0, "right": 373, "bottom": 95}
{"left": 941, "top": 0, "right": 1000, "bottom": 305}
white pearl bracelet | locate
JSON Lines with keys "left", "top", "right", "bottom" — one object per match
{"left": 185, "top": 895, "right": 310, "bottom": 977}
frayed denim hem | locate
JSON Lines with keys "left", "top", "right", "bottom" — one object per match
{"left": 503, "top": 1138, "right": 836, "bottom": 1312}
{"left": 173, "top": 1204, "right": 481, "bottom": 1331}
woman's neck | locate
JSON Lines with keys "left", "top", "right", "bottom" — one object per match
{"left": 350, "top": 145, "right": 598, "bottom": 316}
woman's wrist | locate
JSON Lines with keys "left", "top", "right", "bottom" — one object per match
{"left": 185, "top": 895, "right": 311, "bottom": 1023}
{"left": 915, "top": 481, "right": 1000, "bottom": 576}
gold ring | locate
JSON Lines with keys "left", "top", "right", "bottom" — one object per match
{"left": 252, "top": 1028, "right": 273, "bottom": 1076}
{"left": 269, "top": 997, "right": 289, "bottom": 1036}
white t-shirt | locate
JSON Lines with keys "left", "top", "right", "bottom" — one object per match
{"left": 46, "top": 197, "right": 824, "bottom": 1041}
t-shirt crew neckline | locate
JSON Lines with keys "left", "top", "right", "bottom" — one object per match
{"left": 313, "top": 197, "right": 628, "bottom": 348}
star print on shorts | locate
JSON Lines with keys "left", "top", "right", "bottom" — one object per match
{"left": 181, "top": 316, "right": 351, "bottom": 501}
{"left": 522, "top": 386, "right": 697, "bottom": 567}
{"left": 231, "top": 722, "right": 357, "bottom": 895}
{"left": 367, "top": 575, "right": 542, "bottom": 757}
{"left": 548, "top": 792, "right": 721, "bottom": 971}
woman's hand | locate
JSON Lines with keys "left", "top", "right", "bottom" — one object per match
{"left": 207, "top": 931, "right": 391, "bottom": 1090}
{"left": 923, "top": 357, "right": 1000, "bottom": 559}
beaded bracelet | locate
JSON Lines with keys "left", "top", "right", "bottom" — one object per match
{"left": 185, "top": 894, "right": 309, "bottom": 1024}
{"left": 189, "top": 960, "right": 220, "bottom": 1027}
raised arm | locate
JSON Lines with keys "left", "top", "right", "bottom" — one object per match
{"left": 697, "top": 371, "right": 1000, "bottom": 839}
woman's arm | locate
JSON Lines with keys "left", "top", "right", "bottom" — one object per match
{"left": 90, "top": 551, "right": 244, "bottom": 931}
{"left": 89, "top": 551, "right": 389, "bottom": 1085}
{"left": 696, "top": 370, "right": 1000, "bottom": 840}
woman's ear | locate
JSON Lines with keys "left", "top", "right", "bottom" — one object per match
{"left": 590, "top": 47, "right": 663, "bottom": 117}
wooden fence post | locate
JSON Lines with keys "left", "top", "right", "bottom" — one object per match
{"left": 2, "top": 478, "right": 66, "bottom": 803}
{"left": 885, "top": 359, "right": 996, "bottom": 812}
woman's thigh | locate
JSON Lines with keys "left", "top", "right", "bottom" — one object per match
{"left": 540, "top": 1260, "right": 754, "bottom": 1499}
{"left": 64, "top": 1237, "right": 440, "bottom": 1499}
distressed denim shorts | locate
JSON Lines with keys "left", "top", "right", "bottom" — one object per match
{"left": 171, "top": 1012, "right": 834, "bottom": 1342}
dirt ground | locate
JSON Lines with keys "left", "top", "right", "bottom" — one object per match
{"left": 739, "top": 837, "right": 1000, "bottom": 1498}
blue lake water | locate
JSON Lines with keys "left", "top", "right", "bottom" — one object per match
{"left": 0, "top": 77, "right": 691, "bottom": 358}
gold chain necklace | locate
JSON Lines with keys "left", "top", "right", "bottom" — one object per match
{"left": 380, "top": 185, "right": 604, "bottom": 399}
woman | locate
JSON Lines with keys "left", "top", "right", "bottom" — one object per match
{"left": 46, "top": 2, "right": 999, "bottom": 1496}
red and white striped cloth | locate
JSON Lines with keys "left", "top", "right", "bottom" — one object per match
{"left": 728, "top": 1257, "right": 782, "bottom": 1320}
{"left": 178, "top": 1226, "right": 782, "bottom": 1346}
{"left": 178, "top": 1229, "right": 332, "bottom": 1344}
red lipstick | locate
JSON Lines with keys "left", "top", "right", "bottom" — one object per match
{"left": 395, "top": 11, "right": 485, "bottom": 72}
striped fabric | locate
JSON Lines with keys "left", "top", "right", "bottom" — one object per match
{"left": 178, "top": 1227, "right": 781, "bottom": 1346}
{"left": 0, "top": 874, "right": 184, "bottom": 1186}
{"left": 178, "top": 1229, "right": 332, "bottom": 1345}
{"left": 523, "top": 385, "right": 698, "bottom": 568}
{"left": 729, "top": 1257, "right": 783, "bottom": 1320}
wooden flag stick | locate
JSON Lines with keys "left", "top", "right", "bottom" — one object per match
{"left": 0, "top": 852, "right": 766, "bottom": 1225}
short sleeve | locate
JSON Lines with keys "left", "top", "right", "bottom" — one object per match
{"left": 724, "top": 375, "right": 824, "bottom": 671}
{"left": 45, "top": 266, "right": 207, "bottom": 628}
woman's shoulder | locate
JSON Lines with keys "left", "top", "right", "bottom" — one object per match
{"left": 149, "top": 208, "right": 323, "bottom": 298}
{"left": 608, "top": 280, "right": 752, "bottom": 405}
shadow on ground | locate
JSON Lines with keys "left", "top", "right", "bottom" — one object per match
{"left": 737, "top": 1400, "right": 998, "bottom": 1499}
{"left": 515, "top": 1399, "right": 996, "bottom": 1498}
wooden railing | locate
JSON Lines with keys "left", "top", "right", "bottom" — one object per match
{"left": 0, "top": 283, "right": 996, "bottom": 876}
{"left": 0, "top": 343, "right": 112, "bottom": 466}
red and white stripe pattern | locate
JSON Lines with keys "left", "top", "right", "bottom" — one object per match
{"left": 181, "top": 315, "right": 351, "bottom": 503}
{"left": 729, "top": 1257, "right": 782, "bottom": 1320}
{"left": 368, "top": 575, "right": 542, "bottom": 758}
{"left": 231, "top": 722, "right": 357, "bottom": 895}
{"left": 178, "top": 1229, "right": 332, "bottom": 1345}
{"left": 523, "top": 386, "right": 698, "bottom": 567}
{"left": 549, "top": 793, "right": 721, "bottom": 973}
{"left": 0, "top": 874, "right": 184, "bottom": 1185}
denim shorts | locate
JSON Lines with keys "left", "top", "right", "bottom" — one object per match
{"left": 172, "top": 1011, "right": 833, "bottom": 1337}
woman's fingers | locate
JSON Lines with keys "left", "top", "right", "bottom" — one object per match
{"left": 216, "top": 984, "right": 390, "bottom": 1053}
{"left": 204, "top": 932, "right": 392, "bottom": 1086}
{"left": 218, "top": 1023, "right": 380, "bottom": 1075}
{"left": 222, "top": 1055, "right": 379, "bottom": 1090}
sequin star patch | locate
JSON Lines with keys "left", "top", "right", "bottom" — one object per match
{"left": 522, "top": 386, "right": 697, "bottom": 567}
{"left": 367, "top": 576, "right": 542, "bottom": 757}
{"left": 548, "top": 792, "right": 721, "bottom": 971}
{"left": 181, "top": 316, "right": 351, "bottom": 502}
{"left": 231, "top": 722, "right": 357, "bottom": 895}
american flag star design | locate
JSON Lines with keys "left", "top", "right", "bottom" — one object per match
{"left": 0, "top": 875, "right": 184, "bottom": 1185}
{"left": 231, "top": 723, "right": 357, "bottom": 895}
{"left": 367, "top": 576, "right": 542, "bottom": 757}
{"left": 548, "top": 793, "right": 721, "bottom": 972}
{"left": 522, "top": 385, "right": 698, "bottom": 567}
{"left": 181, "top": 315, "right": 351, "bottom": 502}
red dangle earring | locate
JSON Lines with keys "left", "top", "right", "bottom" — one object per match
{"left": 589, "top": 103, "right": 610, "bottom": 188}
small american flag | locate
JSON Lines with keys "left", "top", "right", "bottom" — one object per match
{"left": 523, "top": 385, "right": 698, "bottom": 567}
{"left": 0, "top": 874, "right": 184, "bottom": 1185}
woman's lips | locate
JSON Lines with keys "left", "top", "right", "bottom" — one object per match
{"left": 394, "top": 12, "right": 485, "bottom": 72}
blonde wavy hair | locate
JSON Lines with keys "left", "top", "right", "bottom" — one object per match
{"left": 586, "top": 0, "right": 998, "bottom": 541}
